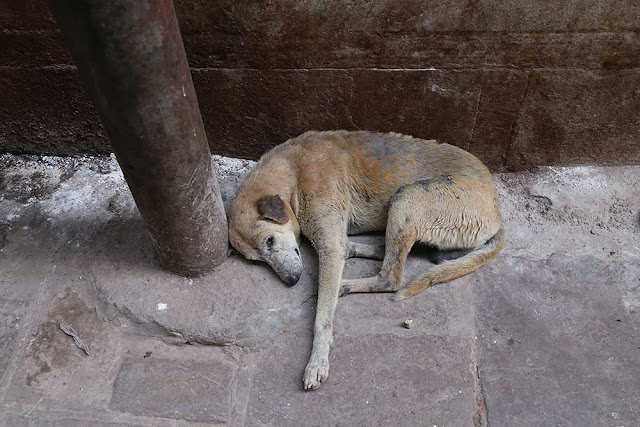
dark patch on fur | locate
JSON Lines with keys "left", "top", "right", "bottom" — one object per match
{"left": 257, "top": 195, "right": 288, "bottom": 224}
{"left": 416, "top": 179, "right": 432, "bottom": 191}
{"left": 390, "top": 183, "right": 412, "bottom": 204}
{"left": 460, "top": 163, "right": 486, "bottom": 179}
{"left": 415, "top": 175, "right": 454, "bottom": 193}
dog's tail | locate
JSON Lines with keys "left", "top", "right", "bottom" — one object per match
{"left": 392, "top": 225, "right": 505, "bottom": 301}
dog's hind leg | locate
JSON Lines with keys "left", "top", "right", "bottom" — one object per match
{"left": 384, "top": 178, "right": 504, "bottom": 301}
{"left": 340, "top": 202, "right": 417, "bottom": 295}
{"left": 393, "top": 226, "right": 504, "bottom": 301}
{"left": 347, "top": 241, "right": 385, "bottom": 260}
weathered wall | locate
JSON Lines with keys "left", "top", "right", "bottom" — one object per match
{"left": 1, "top": 0, "right": 639, "bottom": 170}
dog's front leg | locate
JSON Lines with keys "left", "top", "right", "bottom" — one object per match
{"left": 304, "top": 228, "right": 346, "bottom": 390}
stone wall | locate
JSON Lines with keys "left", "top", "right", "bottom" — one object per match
{"left": 1, "top": 0, "right": 639, "bottom": 170}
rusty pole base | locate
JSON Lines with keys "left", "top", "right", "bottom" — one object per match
{"left": 50, "top": 0, "right": 228, "bottom": 276}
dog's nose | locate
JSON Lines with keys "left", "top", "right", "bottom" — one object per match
{"left": 284, "top": 273, "right": 300, "bottom": 286}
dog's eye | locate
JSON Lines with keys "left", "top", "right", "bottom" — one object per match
{"left": 266, "top": 236, "right": 275, "bottom": 248}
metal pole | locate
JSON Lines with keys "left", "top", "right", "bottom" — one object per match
{"left": 49, "top": 0, "right": 228, "bottom": 276}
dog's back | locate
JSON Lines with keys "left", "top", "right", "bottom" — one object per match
{"left": 258, "top": 131, "right": 499, "bottom": 235}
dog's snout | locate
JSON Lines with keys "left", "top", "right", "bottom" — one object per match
{"left": 284, "top": 272, "right": 301, "bottom": 286}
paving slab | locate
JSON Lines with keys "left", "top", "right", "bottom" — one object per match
{"left": 245, "top": 332, "right": 475, "bottom": 426}
{"left": 473, "top": 254, "right": 640, "bottom": 426}
{"left": 340, "top": 256, "right": 475, "bottom": 340}
{"left": 4, "top": 288, "right": 124, "bottom": 413}
{"left": 111, "top": 357, "right": 236, "bottom": 424}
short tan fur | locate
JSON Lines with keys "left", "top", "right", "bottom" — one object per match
{"left": 229, "top": 130, "right": 504, "bottom": 390}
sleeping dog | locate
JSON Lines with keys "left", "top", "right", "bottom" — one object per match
{"left": 229, "top": 131, "right": 504, "bottom": 390}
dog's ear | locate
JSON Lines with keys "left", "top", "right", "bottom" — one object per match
{"left": 257, "top": 195, "right": 289, "bottom": 224}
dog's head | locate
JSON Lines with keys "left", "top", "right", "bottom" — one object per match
{"left": 229, "top": 194, "right": 303, "bottom": 286}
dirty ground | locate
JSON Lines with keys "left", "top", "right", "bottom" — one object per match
{"left": 0, "top": 154, "right": 638, "bottom": 426}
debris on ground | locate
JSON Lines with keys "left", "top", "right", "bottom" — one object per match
{"left": 41, "top": 156, "right": 60, "bottom": 166}
{"left": 59, "top": 323, "right": 90, "bottom": 356}
{"left": 108, "top": 190, "right": 127, "bottom": 216}
{"left": 403, "top": 319, "right": 414, "bottom": 329}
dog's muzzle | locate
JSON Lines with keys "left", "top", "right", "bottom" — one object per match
{"left": 266, "top": 248, "right": 303, "bottom": 286}
{"left": 283, "top": 272, "right": 301, "bottom": 286}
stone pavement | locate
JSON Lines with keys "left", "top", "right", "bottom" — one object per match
{"left": 0, "top": 154, "right": 638, "bottom": 426}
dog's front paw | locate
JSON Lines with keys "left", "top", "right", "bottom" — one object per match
{"left": 303, "top": 355, "right": 329, "bottom": 390}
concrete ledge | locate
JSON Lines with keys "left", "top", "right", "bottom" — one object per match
{"left": 2, "top": 153, "right": 639, "bottom": 348}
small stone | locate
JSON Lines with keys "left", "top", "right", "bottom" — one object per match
{"left": 108, "top": 191, "right": 129, "bottom": 216}
{"left": 403, "top": 319, "right": 413, "bottom": 329}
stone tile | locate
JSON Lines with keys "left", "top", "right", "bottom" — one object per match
{"left": 466, "top": 0, "right": 640, "bottom": 32}
{"left": 196, "top": 69, "right": 483, "bottom": 160}
{"left": 340, "top": 248, "right": 475, "bottom": 339}
{"left": 468, "top": 70, "right": 528, "bottom": 170}
{"left": 110, "top": 357, "right": 237, "bottom": 423}
{"left": 175, "top": 0, "right": 468, "bottom": 35}
{"left": 246, "top": 333, "right": 475, "bottom": 426}
{"left": 507, "top": 70, "right": 640, "bottom": 170}
{"left": 378, "top": 32, "right": 640, "bottom": 71}
{"left": 473, "top": 254, "right": 640, "bottom": 426}
{"left": 176, "top": 2, "right": 640, "bottom": 69}
{"left": 194, "top": 69, "right": 354, "bottom": 161}
{"left": 5, "top": 289, "right": 123, "bottom": 412}
{"left": 5, "top": 30, "right": 640, "bottom": 71}
{"left": 0, "top": 0, "right": 57, "bottom": 31}
{"left": 0, "top": 30, "right": 72, "bottom": 67}
{"left": 347, "top": 69, "right": 482, "bottom": 150}
{"left": 0, "top": 68, "right": 109, "bottom": 155}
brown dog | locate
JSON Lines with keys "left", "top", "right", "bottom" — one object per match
{"left": 229, "top": 131, "right": 504, "bottom": 390}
